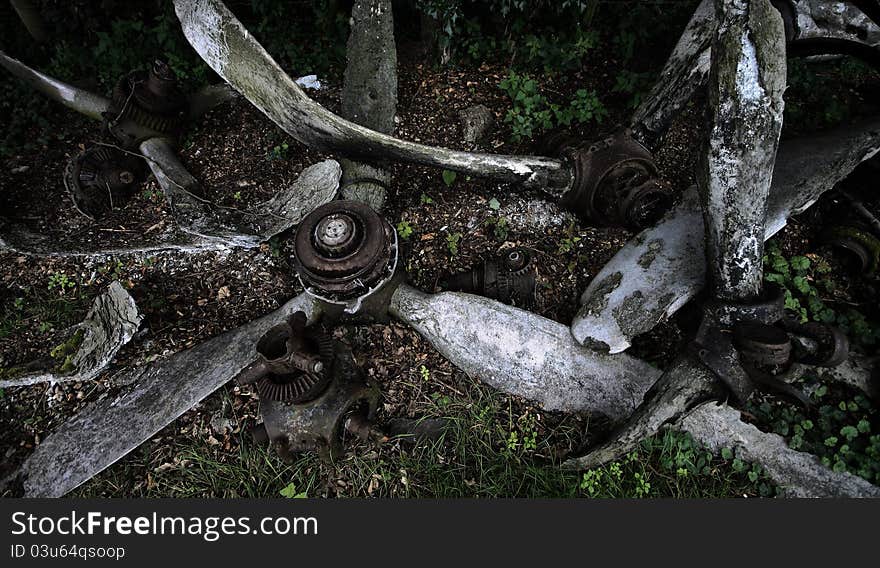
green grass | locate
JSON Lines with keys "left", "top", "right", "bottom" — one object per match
{"left": 0, "top": 283, "right": 93, "bottom": 342}
{"left": 76, "top": 386, "right": 773, "bottom": 498}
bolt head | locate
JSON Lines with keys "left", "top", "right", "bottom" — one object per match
{"left": 118, "top": 170, "right": 135, "bottom": 185}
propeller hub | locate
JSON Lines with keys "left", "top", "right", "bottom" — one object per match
{"left": 293, "top": 200, "right": 398, "bottom": 304}
{"left": 314, "top": 213, "right": 358, "bottom": 256}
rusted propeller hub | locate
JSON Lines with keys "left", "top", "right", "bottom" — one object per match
{"left": 105, "top": 59, "right": 188, "bottom": 145}
{"left": 544, "top": 129, "right": 672, "bottom": 231}
{"left": 63, "top": 145, "right": 144, "bottom": 219}
{"left": 294, "top": 200, "right": 397, "bottom": 306}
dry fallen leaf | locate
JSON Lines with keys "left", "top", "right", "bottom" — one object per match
{"left": 217, "top": 286, "right": 231, "bottom": 301}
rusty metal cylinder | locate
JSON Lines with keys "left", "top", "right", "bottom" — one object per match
{"left": 440, "top": 248, "right": 536, "bottom": 308}
{"left": 293, "top": 200, "right": 398, "bottom": 305}
{"left": 544, "top": 129, "right": 672, "bottom": 231}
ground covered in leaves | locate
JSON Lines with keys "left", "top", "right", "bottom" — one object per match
{"left": 1, "top": 32, "right": 879, "bottom": 497}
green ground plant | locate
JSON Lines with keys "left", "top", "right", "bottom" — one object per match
{"left": 763, "top": 241, "right": 879, "bottom": 346}
{"left": 747, "top": 383, "right": 879, "bottom": 484}
{"left": 76, "top": 385, "right": 773, "bottom": 498}
{"left": 499, "top": 71, "right": 606, "bottom": 141}
{"left": 396, "top": 220, "right": 414, "bottom": 240}
{"left": 446, "top": 232, "right": 462, "bottom": 256}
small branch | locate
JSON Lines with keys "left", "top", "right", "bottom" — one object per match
{"left": 10, "top": 0, "right": 47, "bottom": 43}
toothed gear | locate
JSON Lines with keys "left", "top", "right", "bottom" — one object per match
{"left": 257, "top": 333, "right": 334, "bottom": 403}
{"left": 105, "top": 60, "right": 187, "bottom": 143}
{"left": 503, "top": 248, "right": 532, "bottom": 274}
{"left": 63, "top": 145, "right": 144, "bottom": 219}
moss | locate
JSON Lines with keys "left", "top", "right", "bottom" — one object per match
{"left": 59, "top": 355, "right": 76, "bottom": 374}
{"left": 638, "top": 239, "right": 664, "bottom": 269}
{"left": 580, "top": 272, "right": 622, "bottom": 316}
{"left": 0, "top": 366, "right": 25, "bottom": 380}
{"left": 50, "top": 328, "right": 85, "bottom": 373}
{"left": 613, "top": 291, "right": 676, "bottom": 338}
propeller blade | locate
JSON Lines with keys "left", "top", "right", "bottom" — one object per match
{"left": 4, "top": 293, "right": 321, "bottom": 497}
{"left": 172, "top": 0, "right": 569, "bottom": 191}
{"left": 0, "top": 50, "right": 109, "bottom": 120}
{"left": 389, "top": 284, "right": 661, "bottom": 421}
{"left": 140, "top": 138, "right": 340, "bottom": 247}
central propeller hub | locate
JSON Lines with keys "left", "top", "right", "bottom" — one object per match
{"left": 542, "top": 129, "right": 672, "bottom": 231}
{"left": 314, "top": 212, "right": 359, "bottom": 256}
{"left": 294, "top": 200, "right": 397, "bottom": 306}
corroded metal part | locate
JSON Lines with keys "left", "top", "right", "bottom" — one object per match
{"left": 234, "top": 311, "right": 334, "bottom": 403}
{"left": 5, "top": 293, "right": 321, "bottom": 497}
{"left": 730, "top": 320, "right": 812, "bottom": 406}
{"left": 293, "top": 200, "right": 398, "bottom": 312}
{"left": 546, "top": 129, "right": 671, "bottom": 231}
{"left": 692, "top": 284, "right": 847, "bottom": 407}
{"left": 733, "top": 321, "right": 792, "bottom": 369}
{"left": 781, "top": 317, "right": 850, "bottom": 368}
{"left": 260, "top": 341, "right": 379, "bottom": 461}
{"left": 105, "top": 59, "right": 188, "bottom": 146}
{"left": 573, "top": 118, "right": 880, "bottom": 353}
{"left": 439, "top": 248, "right": 537, "bottom": 308}
{"left": 818, "top": 225, "right": 880, "bottom": 274}
{"left": 692, "top": 285, "right": 787, "bottom": 404}
{"left": 63, "top": 145, "right": 145, "bottom": 219}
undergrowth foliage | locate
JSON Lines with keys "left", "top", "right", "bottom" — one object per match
{"left": 763, "top": 242, "right": 879, "bottom": 346}
{"left": 498, "top": 71, "right": 606, "bottom": 141}
{"left": 755, "top": 237, "right": 880, "bottom": 483}
{"left": 748, "top": 384, "right": 879, "bottom": 484}
{"left": 77, "top": 386, "right": 773, "bottom": 498}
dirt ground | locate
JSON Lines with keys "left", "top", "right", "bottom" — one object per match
{"left": 1, "top": 37, "right": 878, "bottom": 497}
